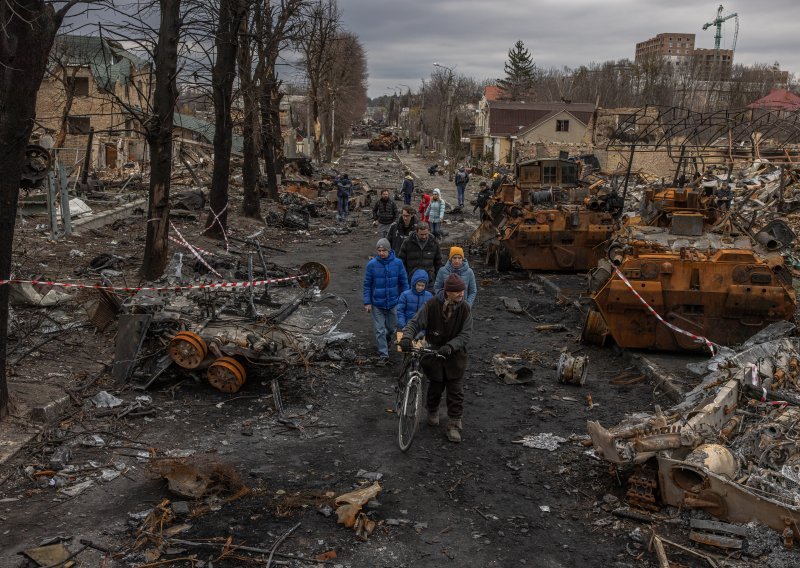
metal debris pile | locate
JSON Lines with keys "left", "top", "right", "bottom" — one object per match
{"left": 112, "top": 260, "right": 348, "bottom": 393}
{"left": 367, "top": 130, "right": 402, "bottom": 151}
{"left": 588, "top": 322, "right": 800, "bottom": 555}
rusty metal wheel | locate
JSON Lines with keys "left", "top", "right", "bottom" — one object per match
{"left": 168, "top": 331, "right": 208, "bottom": 369}
{"left": 207, "top": 356, "right": 246, "bottom": 393}
{"left": 299, "top": 261, "right": 331, "bottom": 290}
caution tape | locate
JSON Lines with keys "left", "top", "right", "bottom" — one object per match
{"left": 169, "top": 221, "right": 222, "bottom": 278}
{"left": 0, "top": 275, "right": 305, "bottom": 294}
{"left": 168, "top": 235, "right": 217, "bottom": 258}
{"left": 613, "top": 266, "right": 718, "bottom": 355}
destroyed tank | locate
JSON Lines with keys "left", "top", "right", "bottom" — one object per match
{"left": 474, "top": 157, "right": 623, "bottom": 272}
{"left": 582, "top": 184, "right": 797, "bottom": 351}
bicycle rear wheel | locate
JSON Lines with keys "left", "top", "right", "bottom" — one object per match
{"left": 398, "top": 374, "right": 422, "bottom": 451}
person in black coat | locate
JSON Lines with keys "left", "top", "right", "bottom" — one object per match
{"left": 401, "top": 273, "right": 472, "bottom": 443}
{"left": 372, "top": 189, "right": 398, "bottom": 238}
{"left": 398, "top": 221, "right": 443, "bottom": 287}
{"left": 387, "top": 206, "right": 417, "bottom": 253}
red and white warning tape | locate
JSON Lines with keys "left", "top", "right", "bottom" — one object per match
{"left": 613, "top": 266, "right": 718, "bottom": 355}
{"left": 170, "top": 221, "right": 222, "bottom": 278}
{"left": 168, "top": 235, "right": 216, "bottom": 258}
{"left": 0, "top": 275, "right": 304, "bottom": 294}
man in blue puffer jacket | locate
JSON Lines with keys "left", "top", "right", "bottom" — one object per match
{"left": 363, "top": 238, "right": 409, "bottom": 364}
{"left": 397, "top": 269, "right": 433, "bottom": 330}
{"left": 433, "top": 246, "right": 477, "bottom": 306}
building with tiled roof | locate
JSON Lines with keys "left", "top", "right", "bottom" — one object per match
{"left": 747, "top": 89, "right": 800, "bottom": 112}
{"left": 472, "top": 93, "right": 595, "bottom": 164}
{"left": 35, "top": 34, "right": 152, "bottom": 170}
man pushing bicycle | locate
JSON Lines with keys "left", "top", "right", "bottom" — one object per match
{"left": 400, "top": 274, "right": 473, "bottom": 443}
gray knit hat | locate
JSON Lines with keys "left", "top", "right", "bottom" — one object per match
{"left": 376, "top": 238, "right": 391, "bottom": 250}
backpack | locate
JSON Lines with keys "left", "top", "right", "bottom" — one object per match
{"left": 456, "top": 171, "right": 468, "bottom": 185}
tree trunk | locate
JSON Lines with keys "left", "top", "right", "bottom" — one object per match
{"left": 141, "top": 0, "right": 182, "bottom": 280}
{"left": 238, "top": 14, "right": 262, "bottom": 218}
{"left": 0, "top": 0, "right": 64, "bottom": 418}
{"left": 258, "top": 71, "right": 280, "bottom": 201}
{"left": 206, "top": 0, "right": 245, "bottom": 237}
{"left": 270, "top": 85, "right": 284, "bottom": 175}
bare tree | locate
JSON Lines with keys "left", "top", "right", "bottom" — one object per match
{"left": 299, "top": 0, "right": 339, "bottom": 164}
{"left": 0, "top": 0, "right": 97, "bottom": 418}
{"left": 205, "top": 0, "right": 247, "bottom": 238}
{"left": 100, "top": 0, "right": 191, "bottom": 279}
{"left": 319, "top": 31, "right": 367, "bottom": 162}
{"left": 238, "top": 9, "right": 262, "bottom": 217}
{"left": 142, "top": 0, "right": 184, "bottom": 278}
{"left": 253, "top": 0, "right": 307, "bottom": 202}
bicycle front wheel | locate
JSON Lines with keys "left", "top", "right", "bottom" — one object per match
{"left": 398, "top": 374, "right": 422, "bottom": 451}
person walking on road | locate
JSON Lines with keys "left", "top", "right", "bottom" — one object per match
{"left": 425, "top": 188, "right": 446, "bottom": 239}
{"left": 363, "top": 238, "right": 408, "bottom": 365}
{"left": 401, "top": 173, "right": 415, "bottom": 205}
{"left": 454, "top": 167, "right": 469, "bottom": 208}
{"left": 387, "top": 206, "right": 417, "bottom": 254}
{"left": 398, "top": 221, "right": 443, "bottom": 287}
{"left": 397, "top": 269, "right": 433, "bottom": 330}
{"left": 373, "top": 189, "right": 398, "bottom": 238}
{"left": 434, "top": 246, "right": 477, "bottom": 306}
{"left": 336, "top": 174, "right": 353, "bottom": 223}
{"left": 418, "top": 188, "right": 431, "bottom": 223}
{"left": 400, "top": 273, "right": 472, "bottom": 443}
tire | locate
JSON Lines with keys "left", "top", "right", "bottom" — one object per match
{"left": 398, "top": 374, "right": 422, "bottom": 451}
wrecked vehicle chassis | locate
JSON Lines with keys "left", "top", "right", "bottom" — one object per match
{"left": 584, "top": 248, "right": 796, "bottom": 351}
{"left": 114, "top": 262, "right": 338, "bottom": 393}
{"left": 486, "top": 205, "right": 617, "bottom": 272}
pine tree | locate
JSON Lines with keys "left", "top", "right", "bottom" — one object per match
{"left": 497, "top": 40, "right": 537, "bottom": 101}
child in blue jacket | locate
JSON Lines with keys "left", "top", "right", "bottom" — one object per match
{"left": 397, "top": 269, "right": 434, "bottom": 330}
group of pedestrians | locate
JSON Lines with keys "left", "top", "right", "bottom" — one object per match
{"left": 362, "top": 224, "right": 477, "bottom": 442}
{"left": 343, "top": 162, "right": 491, "bottom": 443}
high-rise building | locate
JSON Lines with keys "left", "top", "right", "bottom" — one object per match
{"left": 635, "top": 33, "right": 696, "bottom": 67}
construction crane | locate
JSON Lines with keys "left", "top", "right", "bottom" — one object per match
{"left": 702, "top": 4, "right": 739, "bottom": 55}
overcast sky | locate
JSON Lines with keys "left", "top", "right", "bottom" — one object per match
{"left": 334, "top": 0, "right": 798, "bottom": 98}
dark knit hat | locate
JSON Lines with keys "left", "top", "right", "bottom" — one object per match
{"left": 444, "top": 274, "right": 466, "bottom": 292}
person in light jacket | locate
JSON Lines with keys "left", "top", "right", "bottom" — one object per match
{"left": 425, "top": 188, "right": 446, "bottom": 238}
{"left": 434, "top": 246, "right": 477, "bottom": 306}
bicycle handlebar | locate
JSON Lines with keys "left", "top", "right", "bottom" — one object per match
{"left": 407, "top": 347, "right": 445, "bottom": 359}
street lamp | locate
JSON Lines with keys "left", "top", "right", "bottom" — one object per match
{"left": 433, "top": 62, "right": 455, "bottom": 179}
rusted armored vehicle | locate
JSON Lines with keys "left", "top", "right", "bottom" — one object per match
{"left": 474, "top": 156, "right": 623, "bottom": 272}
{"left": 582, "top": 184, "right": 797, "bottom": 351}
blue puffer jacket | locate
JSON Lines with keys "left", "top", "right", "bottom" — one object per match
{"left": 433, "top": 258, "right": 478, "bottom": 306}
{"left": 363, "top": 250, "right": 409, "bottom": 309}
{"left": 397, "top": 269, "right": 433, "bottom": 328}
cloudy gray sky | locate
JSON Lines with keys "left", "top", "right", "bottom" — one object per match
{"left": 334, "top": 0, "right": 798, "bottom": 98}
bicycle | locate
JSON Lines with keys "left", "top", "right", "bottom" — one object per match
{"left": 396, "top": 345, "right": 443, "bottom": 451}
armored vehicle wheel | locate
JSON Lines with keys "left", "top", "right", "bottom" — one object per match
{"left": 207, "top": 356, "right": 246, "bottom": 393}
{"left": 168, "top": 331, "right": 208, "bottom": 369}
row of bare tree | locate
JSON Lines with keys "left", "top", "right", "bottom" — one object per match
{"left": 371, "top": 56, "right": 791, "bottom": 162}
{"left": 0, "top": 0, "right": 367, "bottom": 418}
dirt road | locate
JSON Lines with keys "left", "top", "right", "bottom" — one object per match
{"left": 1, "top": 141, "right": 663, "bottom": 567}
